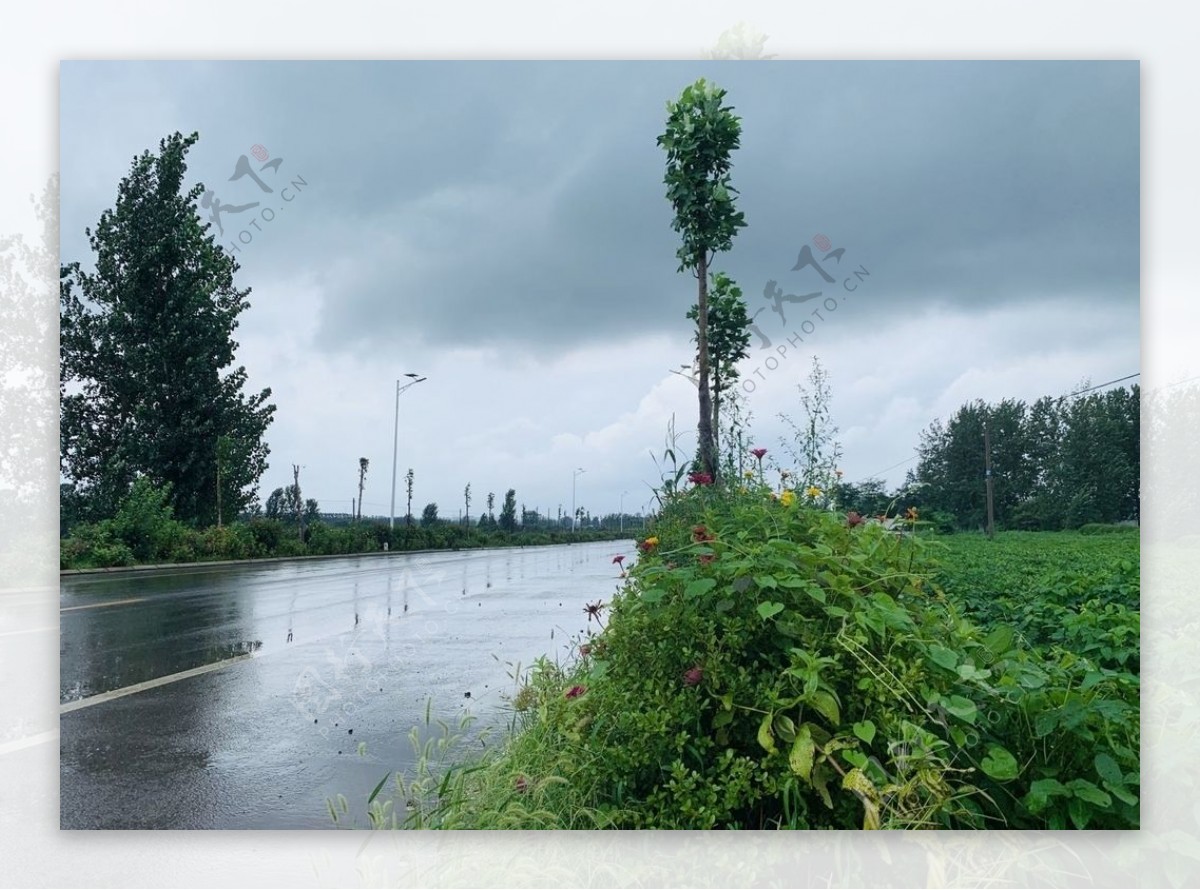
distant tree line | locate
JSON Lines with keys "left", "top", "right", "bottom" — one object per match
{"left": 896, "top": 386, "right": 1139, "bottom": 531}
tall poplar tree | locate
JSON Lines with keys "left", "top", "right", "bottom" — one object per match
{"left": 659, "top": 79, "right": 747, "bottom": 480}
{"left": 60, "top": 131, "right": 275, "bottom": 526}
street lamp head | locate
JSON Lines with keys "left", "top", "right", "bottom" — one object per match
{"left": 404, "top": 372, "right": 421, "bottom": 378}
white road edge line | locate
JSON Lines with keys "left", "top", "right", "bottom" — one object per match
{"left": 59, "top": 653, "right": 256, "bottom": 715}
{"left": 0, "top": 730, "right": 59, "bottom": 756}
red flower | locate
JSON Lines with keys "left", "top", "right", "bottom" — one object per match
{"left": 691, "top": 525, "right": 715, "bottom": 543}
{"left": 750, "top": 448, "right": 767, "bottom": 460}
{"left": 847, "top": 511, "right": 865, "bottom": 528}
{"left": 612, "top": 554, "right": 625, "bottom": 565}
{"left": 699, "top": 554, "right": 716, "bottom": 566}
{"left": 565, "top": 685, "right": 587, "bottom": 700}
{"left": 688, "top": 471, "right": 713, "bottom": 486}
{"left": 515, "top": 775, "right": 529, "bottom": 793}
{"left": 683, "top": 666, "right": 704, "bottom": 687}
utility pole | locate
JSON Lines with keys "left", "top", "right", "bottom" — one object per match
{"left": 390, "top": 374, "right": 426, "bottom": 531}
{"left": 984, "top": 421, "right": 995, "bottom": 540}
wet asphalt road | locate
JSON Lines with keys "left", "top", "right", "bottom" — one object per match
{"left": 59, "top": 540, "right": 633, "bottom": 829}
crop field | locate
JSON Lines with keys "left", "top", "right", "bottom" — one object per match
{"left": 932, "top": 529, "right": 1139, "bottom": 670}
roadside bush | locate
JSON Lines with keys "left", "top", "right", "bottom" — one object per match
{"left": 60, "top": 520, "right": 135, "bottom": 569}
{"left": 386, "top": 483, "right": 1138, "bottom": 830}
{"left": 109, "top": 477, "right": 190, "bottom": 562}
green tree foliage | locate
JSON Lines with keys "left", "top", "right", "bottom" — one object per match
{"left": 421, "top": 502, "right": 439, "bottom": 527}
{"left": 659, "top": 78, "right": 747, "bottom": 481}
{"left": 687, "top": 271, "right": 751, "bottom": 461}
{"left": 264, "top": 487, "right": 286, "bottom": 520}
{"left": 59, "top": 131, "right": 275, "bottom": 527}
{"left": 911, "top": 385, "right": 1140, "bottom": 531}
{"left": 499, "top": 489, "right": 518, "bottom": 532}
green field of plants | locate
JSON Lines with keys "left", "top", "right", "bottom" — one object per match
{"left": 353, "top": 487, "right": 1139, "bottom": 831}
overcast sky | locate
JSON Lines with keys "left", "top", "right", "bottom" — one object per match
{"left": 58, "top": 61, "right": 1139, "bottom": 522}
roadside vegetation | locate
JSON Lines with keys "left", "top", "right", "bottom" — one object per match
{"left": 60, "top": 477, "right": 628, "bottom": 570}
{"left": 355, "top": 484, "right": 1138, "bottom": 830}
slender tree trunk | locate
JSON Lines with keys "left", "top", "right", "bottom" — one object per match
{"left": 712, "top": 369, "right": 722, "bottom": 473}
{"left": 696, "top": 253, "right": 717, "bottom": 479}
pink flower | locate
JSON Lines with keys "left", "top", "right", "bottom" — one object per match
{"left": 847, "top": 511, "right": 865, "bottom": 528}
{"left": 565, "top": 685, "right": 587, "bottom": 700}
{"left": 751, "top": 448, "right": 767, "bottom": 460}
{"left": 688, "top": 471, "right": 713, "bottom": 486}
{"left": 515, "top": 775, "right": 529, "bottom": 793}
{"left": 683, "top": 666, "right": 704, "bottom": 687}
{"left": 612, "top": 554, "right": 625, "bottom": 565}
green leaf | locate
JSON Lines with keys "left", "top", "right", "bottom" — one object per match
{"left": 1102, "top": 781, "right": 1139, "bottom": 807}
{"left": 941, "top": 694, "right": 977, "bottom": 724}
{"left": 812, "top": 763, "right": 834, "bottom": 809}
{"left": 757, "top": 712, "right": 776, "bottom": 754}
{"left": 1025, "top": 778, "right": 1069, "bottom": 813}
{"left": 1094, "top": 753, "right": 1123, "bottom": 785}
{"left": 982, "top": 623, "right": 1015, "bottom": 656}
{"left": 756, "top": 601, "right": 785, "bottom": 620}
{"left": 641, "top": 588, "right": 665, "bottom": 604}
{"left": 714, "top": 598, "right": 735, "bottom": 613}
{"left": 928, "top": 644, "right": 959, "bottom": 671}
{"left": 684, "top": 578, "right": 717, "bottom": 598}
{"left": 980, "top": 745, "right": 1019, "bottom": 781}
{"left": 807, "top": 690, "right": 841, "bottom": 726}
{"left": 841, "top": 749, "right": 868, "bottom": 770}
{"left": 852, "top": 721, "right": 876, "bottom": 745}
{"left": 367, "top": 772, "right": 392, "bottom": 805}
{"left": 773, "top": 713, "right": 797, "bottom": 742}
{"left": 789, "top": 725, "right": 816, "bottom": 782}
{"left": 1067, "top": 778, "right": 1112, "bottom": 808}
{"left": 713, "top": 710, "right": 733, "bottom": 728}
{"left": 755, "top": 575, "right": 779, "bottom": 590}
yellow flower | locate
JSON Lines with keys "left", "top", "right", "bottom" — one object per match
{"left": 806, "top": 486, "right": 822, "bottom": 499}
{"left": 780, "top": 490, "right": 796, "bottom": 507}
{"left": 744, "top": 470, "right": 755, "bottom": 479}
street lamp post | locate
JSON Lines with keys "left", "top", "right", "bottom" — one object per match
{"left": 571, "top": 467, "right": 585, "bottom": 534}
{"left": 390, "top": 373, "right": 427, "bottom": 532}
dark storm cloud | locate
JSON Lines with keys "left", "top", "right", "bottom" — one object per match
{"left": 60, "top": 60, "right": 1138, "bottom": 358}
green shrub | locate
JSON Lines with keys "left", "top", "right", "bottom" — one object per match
{"left": 383, "top": 486, "right": 1138, "bottom": 830}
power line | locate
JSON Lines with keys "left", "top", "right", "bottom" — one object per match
{"left": 1063, "top": 373, "right": 1139, "bottom": 399}
{"left": 862, "top": 452, "right": 920, "bottom": 481}
{"left": 852, "top": 371, "right": 1140, "bottom": 487}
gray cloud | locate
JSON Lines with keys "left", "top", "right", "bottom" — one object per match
{"left": 61, "top": 60, "right": 1138, "bottom": 362}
